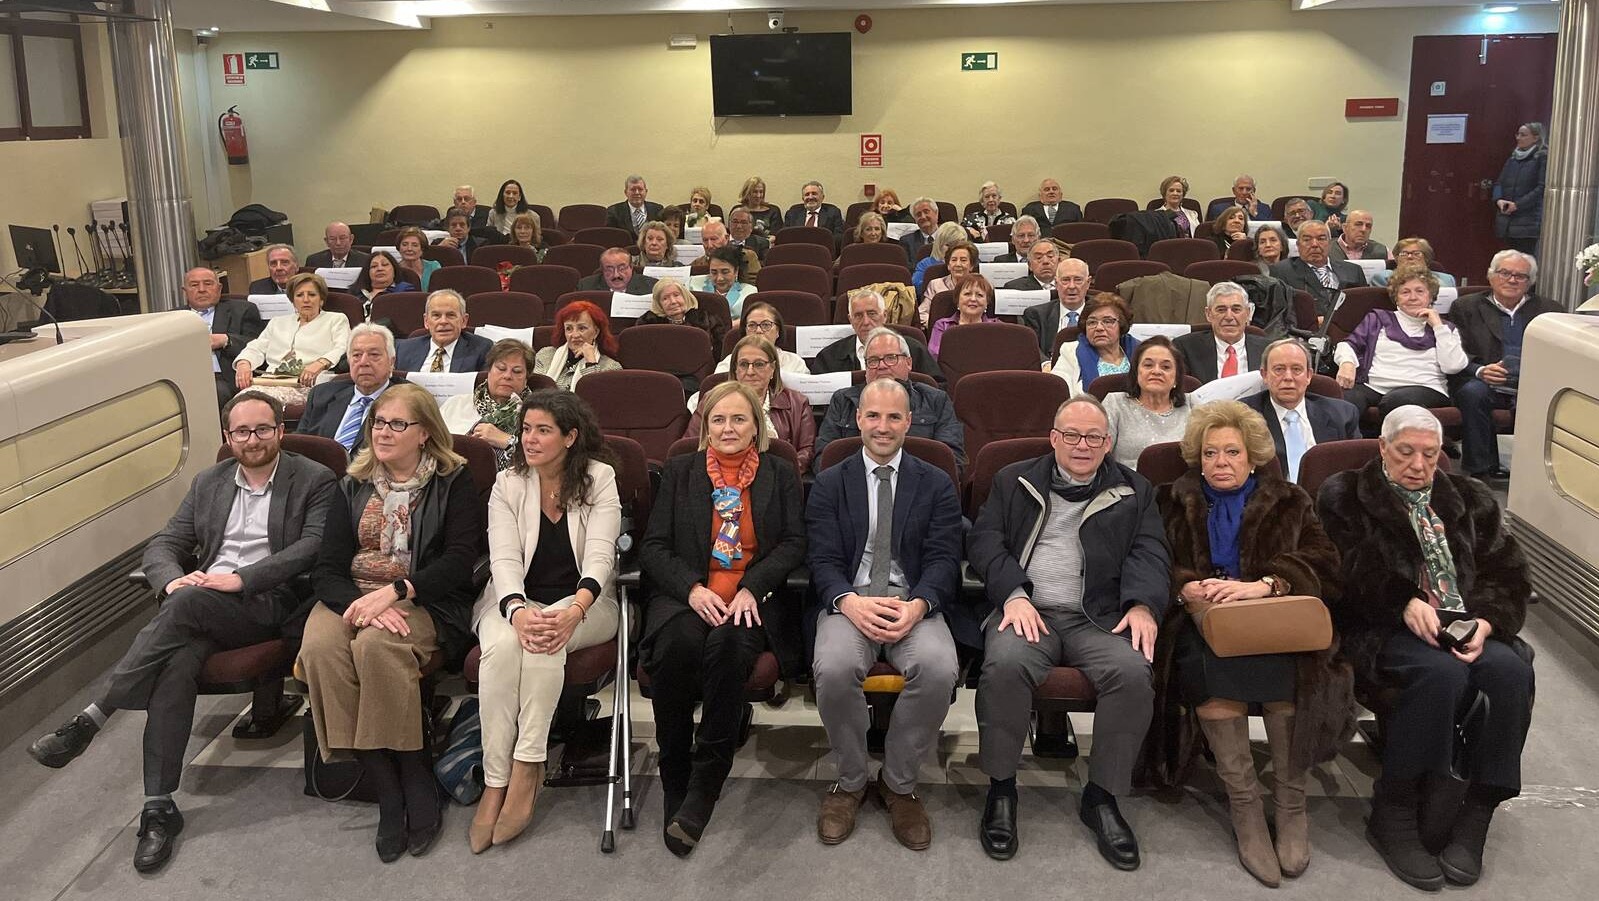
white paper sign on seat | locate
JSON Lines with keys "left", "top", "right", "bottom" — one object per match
{"left": 406, "top": 371, "right": 477, "bottom": 401}
{"left": 783, "top": 370, "right": 853, "bottom": 406}
{"left": 795, "top": 324, "right": 857, "bottom": 358}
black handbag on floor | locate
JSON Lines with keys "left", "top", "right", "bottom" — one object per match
{"left": 302, "top": 711, "right": 380, "bottom": 803}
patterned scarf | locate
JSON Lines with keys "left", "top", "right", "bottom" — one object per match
{"left": 373, "top": 454, "right": 437, "bottom": 570}
{"left": 1385, "top": 472, "right": 1465, "bottom": 611}
{"left": 706, "top": 445, "right": 761, "bottom": 569}
{"left": 475, "top": 384, "right": 526, "bottom": 468}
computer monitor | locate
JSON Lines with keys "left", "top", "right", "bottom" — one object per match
{"left": 9, "top": 225, "right": 61, "bottom": 274}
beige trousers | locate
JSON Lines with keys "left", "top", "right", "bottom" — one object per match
{"left": 299, "top": 600, "right": 439, "bottom": 760}
{"left": 475, "top": 594, "right": 619, "bottom": 786}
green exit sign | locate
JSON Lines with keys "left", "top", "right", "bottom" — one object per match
{"left": 962, "top": 52, "right": 997, "bottom": 71}
{"left": 244, "top": 52, "right": 280, "bottom": 70}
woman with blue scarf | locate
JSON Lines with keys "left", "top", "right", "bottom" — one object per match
{"left": 638, "top": 381, "right": 807, "bottom": 858}
{"left": 1144, "top": 401, "right": 1346, "bottom": 887}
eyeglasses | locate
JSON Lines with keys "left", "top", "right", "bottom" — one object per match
{"left": 864, "top": 353, "right": 907, "bottom": 369}
{"left": 227, "top": 425, "right": 278, "bottom": 442}
{"left": 1082, "top": 316, "right": 1120, "bottom": 329}
{"left": 1052, "top": 428, "right": 1108, "bottom": 448}
{"left": 735, "top": 359, "right": 772, "bottom": 372}
{"left": 744, "top": 320, "right": 777, "bottom": 333}
{"left": 372, "top": 417, "right": 415, "bottom": 433}
{"left": 1492, "top": 269, "right": 1531, "bottom": 282}
{"left": 601, "top": 265, "right": 631, "bottom": 275}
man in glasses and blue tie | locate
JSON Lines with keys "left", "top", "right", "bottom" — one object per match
{"left": 1240, "top": 338, "right": 1360, "bottom": 482}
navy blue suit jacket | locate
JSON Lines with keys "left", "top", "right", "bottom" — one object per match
{"left": 394, "top": 331, "right": 493, "bottom": 373}
{"left": 805, "top": 449, "right": 977, "bottom": 649}
{"left": 1240, "top": 390, "right": 1361, "bottom": 463}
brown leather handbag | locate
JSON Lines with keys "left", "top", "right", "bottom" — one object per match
{"left": 1186, "top": 594, "right": 1333, "bottom": 658}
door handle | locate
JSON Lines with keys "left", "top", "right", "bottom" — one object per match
{"left": 1479, "top": 179, "right": 1494, "bottom": 191}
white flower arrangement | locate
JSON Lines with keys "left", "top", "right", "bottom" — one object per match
{"left": 1579, "top": 242, "right": 1599, "bottom": 287}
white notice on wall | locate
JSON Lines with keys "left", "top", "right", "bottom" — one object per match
{"left": 406, "top": 371, "right": 477, "bottom": 401}
{"left": 794, "top": 324, "right": 857, "bottom": 358}
{"left": 994, "top": 288, "right": 1048, "bottom": 317}
{"left": 1426, "top": 114, "right": 1468, "bottom": 144}
{"left": 247, "top": 294, "right": 294, "bottom": 319}
{"left": 783, "top": 370, "right": 853, "bottom": 406}
{"left": 610, "top": 292, "right": 655, "bottom": 318}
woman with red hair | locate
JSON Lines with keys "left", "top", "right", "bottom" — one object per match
{"left": 534, "top": 301, "right": 622, "bottom": 390}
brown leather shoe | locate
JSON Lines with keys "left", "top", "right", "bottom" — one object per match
{"left": 817, "top": 783, "right": 867, "bottom": 844}
{"left": 875, "top": 773, "right": 931, "bottom": 851}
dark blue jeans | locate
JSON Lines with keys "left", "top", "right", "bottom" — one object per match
{"left": 1452, "top": 377, "right": 1515, "bottom": 475}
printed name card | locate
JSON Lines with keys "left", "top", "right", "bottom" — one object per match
{"left": 673, "top": 245, "right": 702, "bottom": 264}
{"left": 642, "top": 265, "right": 691, "bottom": 283}
{"left": 1128, "top": 323, "right": 1193, "bottom": 341}
{"left": 794, "top": 324, "right": 856, "bottom": 358}
{"left": 247, "top": 294, "right": 294, "bottom": 319}
{"left": 406, "top": 371, "right": 477, "bottom": 401}
{"left": 370, "top": 245, "right": 399, "bottom": 259}
{"left": 783, "top": 370, "right": 853, "bottom": 406}
{"left": 1434, "top": 287, "right": 1458, "bottom": 314}
{"left": 885, "top": 222, "right": 919, "bottom": 241}
{"left": 1351, "top": 258, "right": 1387, "bottom": 281}
{"left": 994, "top": 289, "right": 1048, "bottom": 317}
{"left": 682, "top": 227, "right": 704, "bottom": 244}
{"left": 1189, "top": 371, "right": 1265, "bottom": 406}
{"left": 315, "top": 267, "right": 362, "bottom": 289}
{"left": 422, "top": 229, "right": 449, "bottom": 243}
{"left": 610, "top": 292, "right": 655, "bottom": 318}
{"left": 473, "top": 325, "right": 536, "bottom": 345}
{"left": 976, "top": 242, "right": 1009, "bottom": 263}
{"left": 982, "top": 262, "right": 1028, "bottom": 284}
{"left": 1245, "top": 220, "right": 1283, "bottom": 238}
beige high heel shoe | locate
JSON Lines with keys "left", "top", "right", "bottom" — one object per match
{"left": 470, "top": 785, "right": 505, "bottom": 854}
{"left": 492, "top": 760, "right": 545, "bottom": 845}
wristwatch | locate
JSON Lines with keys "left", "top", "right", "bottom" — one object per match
{"left": 392, "top": 579, "right": 409, "bottom": 601}
{"left": 1261, "top": 575, "right": 1287, "bottom": 597}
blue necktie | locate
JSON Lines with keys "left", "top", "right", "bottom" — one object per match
{"left": 1066, "top": 309, "right": 1078, "bottom": 328}
{"left": 1283, "top": 409, "right": 1306, "bottom": 482}
{"left": 335, "top": 394, "right": 372, "bottom": 451}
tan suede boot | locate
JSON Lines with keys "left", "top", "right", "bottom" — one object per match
{"left": 1200, "top": 716, "right": 1282, "bottom": 887}
{"left": 492, "top": 760, "right": 544, "bottom": 845}
{"left": 1263, "top": 708, "right": 1310, "bottom": 877}
{"left": 470, "top": 785, "right": 504, "bottom": 854}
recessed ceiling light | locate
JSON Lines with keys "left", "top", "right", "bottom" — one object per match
{"left": 1484, "top": 4, "right": 1519, "bottom": 12}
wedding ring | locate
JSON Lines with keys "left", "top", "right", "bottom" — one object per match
{"left": 356, "top": 617, "right": 367, "bottom": 626}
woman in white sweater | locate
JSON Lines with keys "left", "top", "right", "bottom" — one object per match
{"left": 232, "top": 272, "right": 349, "bottom": 407}
{"left": 469, "top": 389, "right": 621, "bottom": 853}
{"left": 1334, "top": 266, "right": 1468, "bottom": 423}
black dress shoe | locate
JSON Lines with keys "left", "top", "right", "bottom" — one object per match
{"left": 1079, "top": 796, "right": 1140, "bottom": 871}
{"left": 29, "top": 713, "right": 99, "bottom": 769}
{"left": 980, "top": 792, "right": 1018, "bottom": 860}
{"left": 407, "top": 805, "right": 443, "bottom": 858}
{"left": 375, "top": 828, "right": 407, "bottom": 863}
{"left": 133, "top": 804, "right": 184, "bottom": 873}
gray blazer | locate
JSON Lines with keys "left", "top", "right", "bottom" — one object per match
{"left": 143, "top": 451, "right": 338, "bottom": 622}
{"left": 208, "top": 298, "right": 265, "bottom": 371}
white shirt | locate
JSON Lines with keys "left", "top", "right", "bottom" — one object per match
{"left": 1214, "top": 335, "right": 1248, "bottom": 375}
{"left": 424, "top": 338, "right": 459, "bottom": 371}
{"left": 209, "top": 458, "right": 279, "bottom": 576}
{"left": 1269, "top": 396, "right": 1318, "bottom": 453}
{"left": 846, "top": 448, "right": 907, "bottom": 598}
{"left": 195, "top": 306, "right": 220, "bottom": 373}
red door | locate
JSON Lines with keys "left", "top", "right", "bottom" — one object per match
{"left": 1399, "top": 34, "right": 1556, "bottom": 284}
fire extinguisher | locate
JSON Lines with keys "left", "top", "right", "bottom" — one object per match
{"left": 218, "top": 105, "right": 249, "bottom": 166}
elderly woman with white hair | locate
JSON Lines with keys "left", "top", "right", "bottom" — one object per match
{"left": 1317, "top": 405, "right": 1534, "bottom": 891}
{"left": 963, "top": 181, "right": 1016, "bottom": 242}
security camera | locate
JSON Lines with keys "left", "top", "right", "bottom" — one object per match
{"left": 767, "top": 10, "right": 785, "bottom": 31}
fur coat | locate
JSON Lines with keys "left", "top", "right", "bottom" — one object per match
{"left": 1141, "top": 466, "right": 1353, "bottom": 790}
{"left": 1315, "top": 459, "right": 1530, "bottom": 698}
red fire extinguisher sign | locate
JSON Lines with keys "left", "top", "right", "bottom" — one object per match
{"left": 223, "top": 53, "right": 245, "bottom": 85}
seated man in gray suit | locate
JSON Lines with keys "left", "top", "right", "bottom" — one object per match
{"left": 1239, "top": 337, "right": 1361, "bottom": 481}
{"left": 995, "top": 215, "right": 1041, "bottom": 263}
{"left": 246, "top": 244, "right": 299, "bottom": 295}
{"left": 183, "top": 266, "right": 263, "bottom": 407}
{"left": 814, "top": 328, "right": 965, "bottom": 471}
{"left": 1269, "top": 221, "right": 1366, "bottom": 324}
{"left": 1019, "top": 178, "right": 1083, "bottom": 228}
{"left": 394, "top": 289, "right": 492, "bottom": 373}
{"left": 1173, "top": 282, "right": 1272, "bottom": 383}
{"left": 808, "top": 378, "right": 964, "bottom": 850}
{"left": 576, "top": 246, "right": 658, "bottom": 294}
{"left": 298, "top": 323, "right": 401, "bottom": 453}
{"left": 897, "top": 197, "right": 941, "bottom": 261}
{"left": 28, "top": 391, "right": 336, "bottom": 873}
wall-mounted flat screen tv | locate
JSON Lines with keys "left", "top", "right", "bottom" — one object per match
{"left": 710, "top": 33, "right": 852, "bottom": 117}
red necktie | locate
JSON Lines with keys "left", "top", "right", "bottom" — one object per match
{"left": 1221, "top": 345, "right": 1239, "bottom": 378}
{"left": 806, "top": 211, "right": 817, "bottom": 228}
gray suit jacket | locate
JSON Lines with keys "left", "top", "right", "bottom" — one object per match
{"left": 1269, "top": 257, "right": 1367, "bottom": 321}
{"left": 1173, "top": 330, "right": 1272, "bottom": 383}
{"left": 1329, "top": 240, "right": 1389, "bottom": 264}
{"left": 206, "top": 298, "right": 265, "bottom": 371}
{"left": 143, "top": 451, "right": 338, "bottom": 623}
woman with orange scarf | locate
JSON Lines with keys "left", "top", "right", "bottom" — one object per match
{"left": 638, "top": 381, "right": 807, "bottom": 858}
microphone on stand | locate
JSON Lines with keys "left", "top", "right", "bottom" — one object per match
{"left": 84, "top": 222, "right": 105, "bottom": 279}
{"left": 0, "top": 283, "right": 66, "bottom": 345}
{"left": 66, "top": 227, "right": 91, "bottom": 280}
{"left": 51, "top": 224, "right": 68, "bottom": 277}
{"left": 117, "top": 222, "right": 136, "bottom": 286}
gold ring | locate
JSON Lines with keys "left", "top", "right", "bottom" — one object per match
{"left": 356, "top": 617, "right": 367, "bottom": 626}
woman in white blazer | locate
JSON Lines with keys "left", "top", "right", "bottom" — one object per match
{"left": 470, "top": 389, "right": 621, "bottom": 853}
{"left": 1157, "top": 175, "right": 1202, "bottom": 236}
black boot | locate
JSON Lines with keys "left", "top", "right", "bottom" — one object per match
{"left": 29, "top": 713, "right": 100, "bottom": 768}
{"left": 664, "top": 738, "right": 734, "bottom": 858}
{"left": 1367, "top": 778, "right": 1444, "bottom": 891}
{"left": 354, "top": 750, "right": 407, "bottom": 863}
{"left": 396, "top": 749, "right": 442, "bottom": 857}
{"left": 654, "top": 700, "right": 695, "bottom": 826}
{"left": 1439, "top": 795, "right": 1499, "bottom": 885}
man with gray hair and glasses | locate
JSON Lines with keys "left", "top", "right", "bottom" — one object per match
{"left": 1447, "top": 250, "right": 1562, "bottom": 480}
{"left": 785, "top": 179, "right": 845, "bottom": 238}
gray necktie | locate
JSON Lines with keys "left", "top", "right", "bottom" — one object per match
{"left": 867, "top": 465, "right": 894, "bottom": 595}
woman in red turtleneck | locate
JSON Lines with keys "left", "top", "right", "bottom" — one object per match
{"left": 638, "top": 380, "right": 807, "bottom": 858}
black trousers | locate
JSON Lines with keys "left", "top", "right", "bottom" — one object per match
{"left": 1451, "top": 377, "right": 1516, "bottom": 475}
{"left": 214, "top": 373, "right": 237, "bottom": 409}
{"left": 1344, "top": 384, "right": 1452, "bottom": 436}
{"left": 641, "top": 603, "right": 764, "bottom": 794}
{"left": 1378, "top": 630, "right": 1534, "bottom": 797}
{"left": 102, "top": 586, "right": 286, "bottom": 795}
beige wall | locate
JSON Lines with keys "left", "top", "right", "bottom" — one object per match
{"left": 0, "top": 25, "right": 126, "bottom": 276}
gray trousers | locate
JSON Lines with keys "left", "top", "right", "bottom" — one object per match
{"left": 976, "top": 606, "right": 1153, "bottom": 795}
{"left": 103, "top": 586, "right": 285, "bottom": 795}
{"left": 812, "top": 608, "right": 960, "bottom": 794}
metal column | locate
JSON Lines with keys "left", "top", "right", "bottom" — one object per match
{"left": 1542, "top": 0, "right": 1599, "bottom": 309}
{"left": 106, "top": 0, "right": 195, "bottom": 312}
